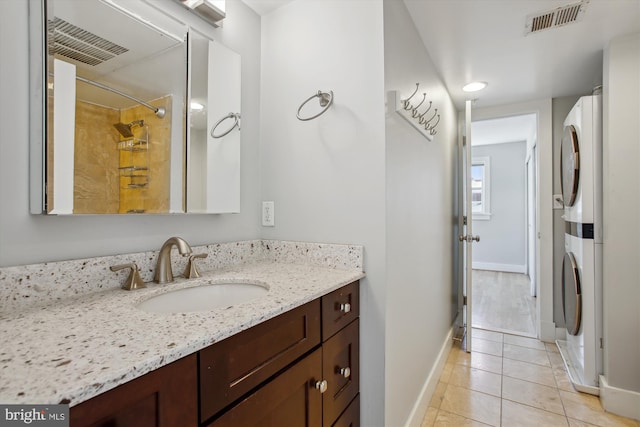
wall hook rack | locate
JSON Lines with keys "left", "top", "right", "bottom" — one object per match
{"left": 390, "top": 83, "right": 440, "bottom": 141}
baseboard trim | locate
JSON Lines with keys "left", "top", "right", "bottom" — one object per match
{"left": 539, "top": 320, "right": 557, "bottom": 342}
{"left": 599, "top": 375, "right": 640, "bottom": 421}
{"left": 404, "top": 327, "right": 454, "bottom": 427}
{"left": 472, "top": 262, "right": 526, "bottom": 274}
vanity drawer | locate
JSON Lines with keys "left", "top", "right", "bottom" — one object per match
{"left": 322, "top": 319, "right": 359, "bottom": 427}
{"left": 199, "top": 299, "right": 321, "bottom": 422}
{"left": 322, "top": 281, "right": 359, "bottom": 341}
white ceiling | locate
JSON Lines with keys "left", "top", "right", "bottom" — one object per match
{"left": 404, "top": 0, "right": 640, "bottom": 109}
{"left": 242, "top": 0, "right": 640, "bottom": 110}
{"left": 240, "top": 0, "right": 293, "bottom": 16}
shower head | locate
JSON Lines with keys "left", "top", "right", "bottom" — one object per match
{"left": 113, "top": 120, "right": 144, "bottom": 138}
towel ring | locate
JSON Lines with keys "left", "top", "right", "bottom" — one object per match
{"left": 210, "top": 112, "right": 241, "bottom": 139}
{"left": 296, "top": 90, "right": 334, "bottom": 121}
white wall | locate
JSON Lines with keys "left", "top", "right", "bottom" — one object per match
{"left": 0, "top": 0, "right": 262, "bottom": 267}
{"left": 601, "top": 32, "right": 640, "bottom": 407}
{"left": 259, "top": 1, "right": 387, "bottom": 425}
{"left": 384, "top": 1, "right": 458, "bottom": 426}
{"left": 472, "top": 141, "right": 527, "bottom": 273}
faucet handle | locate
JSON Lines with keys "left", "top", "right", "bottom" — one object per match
{"left": 184, "top": 253, "right": 208, "bottom": 279}
{"left": 110, "top": 263, "right": 146, "bottom": 290}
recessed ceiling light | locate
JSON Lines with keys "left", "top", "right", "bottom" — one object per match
{"left": 190, "top": 102, "right": 205, "bottom": 111}
{"left": 462, "top": 81, "right": 488, "bottom": 92}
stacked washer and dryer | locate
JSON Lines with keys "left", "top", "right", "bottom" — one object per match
{"left": 556, "top": 90, "right": 604, "bottom": 395}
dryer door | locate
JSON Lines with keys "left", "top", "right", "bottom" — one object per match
{"left": 562, "top": 251, "right": 582, "bottom": 335}
{"left": 561, "top": 125, "right": 580, "bottom": 207}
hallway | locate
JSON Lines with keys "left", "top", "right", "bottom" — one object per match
{"left": 420, "top": 330, "right": 639, "bottom": 426}
{"left": 472, "top": 270, "right": 537, "bottom": 337}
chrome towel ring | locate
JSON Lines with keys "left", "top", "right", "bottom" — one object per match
{"left": 210, "top": 112, "right": 241, "bottom": 139}
{"left": 296, "top": 90, "right": 334, "bottom": 121}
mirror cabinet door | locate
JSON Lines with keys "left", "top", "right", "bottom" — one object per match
{"left": 29, "top": 0, "right": 242, "bottom": 215}
{"left": 187, "top": 31, "right": 241, "bottom": 214}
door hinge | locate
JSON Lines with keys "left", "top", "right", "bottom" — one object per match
{"left": 463, "top": 295, "right": 467, "bottom": 306}
{"left": 463, "top": 215, "right": 467, "bottom": 226}
{"left": 600, "top": 337, "right": 603, "bottom": 349}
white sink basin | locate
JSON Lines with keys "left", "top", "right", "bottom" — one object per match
{"left": 137, "top": 282, "right": 269, "bottom": 313}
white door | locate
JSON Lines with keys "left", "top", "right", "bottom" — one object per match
{"left": 460, "top": 100, "right": 480, "bottom": 352}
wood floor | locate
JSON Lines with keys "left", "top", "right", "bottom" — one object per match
{"left": 471, "top": 270, "right": 537, "bottom": 337}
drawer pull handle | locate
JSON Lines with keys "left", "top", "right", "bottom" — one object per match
{"left": 339, "top": 367, "right": 351, "bottom": 378}
{"left": 339, "top": 303, "right": 351, "bottom": 313}
{"left": 314, "top": 380, "right": 328, "bottom": 393}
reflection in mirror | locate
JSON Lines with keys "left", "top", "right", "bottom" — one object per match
{"left": 38, "top": 0, "right": 187, "bottom": 214}
{"left": 187, "top": 30, "right": 241, "bottom": 213}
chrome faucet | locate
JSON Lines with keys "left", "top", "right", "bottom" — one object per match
{"left": 154, "top": 237, "right": 193, "bottom": 284}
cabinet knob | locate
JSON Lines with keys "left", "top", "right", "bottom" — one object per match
{"left": 339, "top": 303, "right": 351, "bottom": 313}
{"left": 339, "top": 367, "right": 351, "bottom": 379}
{"left": 314, "top": 380, "right": 328, "bottom": 393}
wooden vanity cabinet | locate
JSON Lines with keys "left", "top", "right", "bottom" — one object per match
{"left": 203, "top": 280, "right": 360, "bottom": 427}
{"left": 70, "top": 354, "right": 197, "bottom": 427}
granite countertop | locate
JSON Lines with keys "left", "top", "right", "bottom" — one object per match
{"left": 0, "top": 261, "right": 364, "bottom": 407}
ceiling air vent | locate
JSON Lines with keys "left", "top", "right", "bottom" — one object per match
{"left": 525, "top": 0, "right": 589, "bottom": 35}
{"left": 47, "top": 17, "right": 129, "bottom": 66}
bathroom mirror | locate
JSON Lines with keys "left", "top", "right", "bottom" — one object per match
{"left": 187, "top": 30, "right": 241, "bottom": 213}
{"left": 29, "top": 0, "right": 193, "bottom": 214}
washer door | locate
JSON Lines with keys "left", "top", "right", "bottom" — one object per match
{"left": 562, "top": 251, "right": 582, "bottom": 335}
{"left": 561, "top": 125, "right": 580, "bottom": 207}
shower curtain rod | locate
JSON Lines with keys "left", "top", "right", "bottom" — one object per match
{"left": 74, "top": 75, "right": 166, "bottom": 118}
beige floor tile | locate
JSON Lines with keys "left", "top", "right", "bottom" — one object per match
{"left": 503, "top": 343, "right": 551, "bottom": 366}
{"left": 433, "top": 409, "right": 493, "bottom": 426}
{"left": 501, "top": 400, "right": 569, "bottom": 427}
{"left": 502, "top": 376, "right": 565, "bottom": 415}
{"left": 503, "top": 334, "right": 547, "bottom": 351}
{"left": 449, "top": 365, "right": 502, "bottom": 397}
{"left": 420, "top": 406, "right": 439, "bottom": 427}
{"left": 568, "top": 418, "right": 600, "bottom": 426}
{"left": 560, "top": 390, "right": 639, "bottom": 427}
{"left": 546, "top": 342, "right": 561, "bottom": 353}
{"left": 439, "top": 361, "right": 454, "bottom": 384}
{"left": 429, "top": 381, "right": 448, "bottom": 409}
{"left": 456, "top": 351, "right": 503, "bottom": 375}
{"left": 472, "top": 329, "right": 504, "bottom": 343}
{"left": 548, "top": 350, "right": 567, "bottom": 370}
{"left": 471, "top": 337, "right": 503, "bottom": 357}
{"left": 439, "top": 384, "right": 501, "bottom": 427}
{"left": 503, "top": 357, "right": 557, "bottom": 387}
{"left": 553, "top": 366, "right": 578, "bottom": 392}
{"left": 446, "top": 346, "right": 467, "bottom": 365}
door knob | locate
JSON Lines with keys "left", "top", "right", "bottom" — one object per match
{"left": 459, "top": 235, "right": 480, "bottom": 243}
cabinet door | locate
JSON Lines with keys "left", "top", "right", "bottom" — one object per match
{"left": 322, "top": 281, "right": 359, "bottom": 341}
{"left": 70, "top": 355, "right": 197, "bottom": 427}
{"left": 207, "top": 348, "right": 323, "bottom": 427}
{"left": 322, "top": 319, "right": 359, "bottom": 427}
{"left": 200, "top": 300, "right": 321, "bottom": 421}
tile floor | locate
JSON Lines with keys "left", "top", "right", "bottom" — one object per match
{"left": 420, "top": 329, "right": 640, "bottom": 427}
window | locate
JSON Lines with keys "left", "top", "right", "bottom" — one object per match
{"left": 471, "top": 157, "right": 491, "bottom": 220}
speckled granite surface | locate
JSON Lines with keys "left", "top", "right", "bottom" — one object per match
{"left": 0, "top": 240, "right": 364, "bottom": 406}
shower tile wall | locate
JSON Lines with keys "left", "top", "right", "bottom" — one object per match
{"left": 119, "top": 95, "right": 172, "bottom": 214}
{"left": 74, "top": 101, "right": 120, "bottom": 213}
